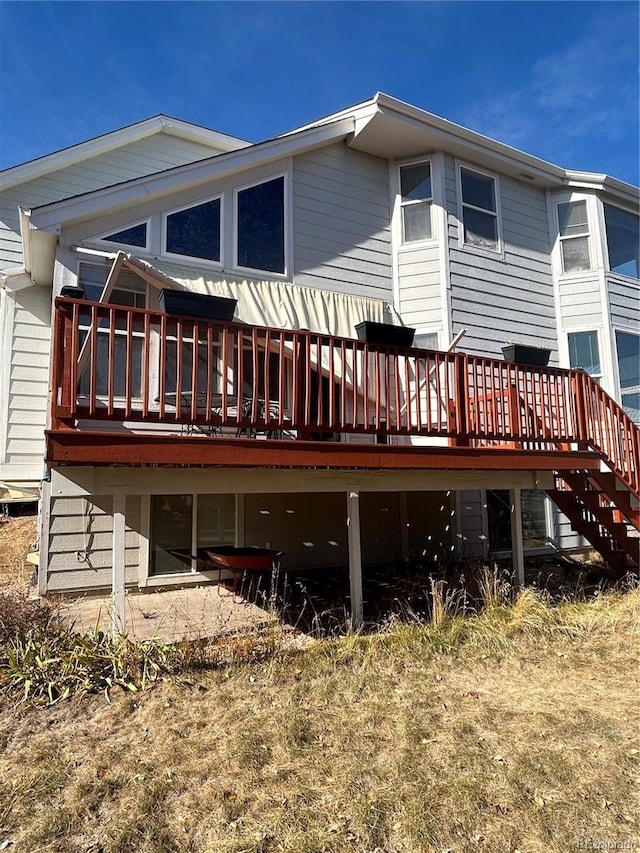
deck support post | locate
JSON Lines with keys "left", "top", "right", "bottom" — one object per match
{"left": 112, "top": 494, "right": 126, "bottom": 635}
{"left": 509, "top": 487, "right": 525, "bottom": 587}
{"left": 347, "top": 490, "right": 363, "bottom": 628}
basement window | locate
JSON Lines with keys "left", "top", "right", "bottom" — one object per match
{"left": 400, "top": 161, "right": 432, "bottom": 242}
{"left": 557, "top": 200, "right": 591, "bottom": 273}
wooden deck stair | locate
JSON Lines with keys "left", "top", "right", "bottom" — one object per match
{"left": 548, "top": 471, "right": 640, "bottom": 575}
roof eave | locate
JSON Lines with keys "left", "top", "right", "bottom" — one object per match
{"left": 29, "top": 117, "right": 356, "bottom": 230}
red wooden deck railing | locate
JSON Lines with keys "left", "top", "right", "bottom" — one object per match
{"left": 49, "top": 298, "right": 640, "bottom": 495}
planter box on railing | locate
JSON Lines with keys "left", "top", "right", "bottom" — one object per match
{"left": 159, "top": 289, "right": 237, "bottom": 321}
{"left": 501, "top": 344, "right": 551, "bottom": 366}
{"left": 355, "top": 321, "right": 415, "bottom": 347}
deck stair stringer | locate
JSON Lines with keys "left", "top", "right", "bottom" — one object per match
{"left": 548, "top": 468, "right": 640, "bottom": 576}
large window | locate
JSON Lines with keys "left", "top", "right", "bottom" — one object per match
{"left": 237, "top": 176, "right": 285, "bottom": 274}
{"left": 568, "top": 330, "right": 601, "bottom": 381}
{"left": 460, "top": 167, "right": 499, "bottom": 251}
{"left": 400, "top": 162, "right": 432, "bottom": 243}
{"left": 604, "top": 204, "right": 639, "bottom": 279}
{"left": 557, "top": 201, "right": 591, "bottom": 273}
{"left": 615, "top": 331, "right": 640, "bottom": 423}
{"left": 165, "top": 198, "right": 221, "bottom": 262}
{"left": 150, "top": 493, "right": 235, "bottom": 576}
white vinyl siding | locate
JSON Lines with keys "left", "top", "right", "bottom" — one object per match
{"left": 446, "top": 157, "right": 556, "bottom": 358}
{"left": 292, "top": 144, "right": 392, "bottom": 300}
{"left": 45, "top": 495, "right": 141, "bottom": 593}
{"left": 1, "top": 286, "right": 51, "bottom": 480}
{"left": 0, "top": 135, "right": 224, "bottom": 271}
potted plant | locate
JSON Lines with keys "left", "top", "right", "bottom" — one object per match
{"left": 355, "top": 321, "right": 415, "bottom": 347}
{"left": 159, "top": 289, "right": 237, "bottom": 321}
{"left": 501, "top": 343, "right": 551, "bottom": 366}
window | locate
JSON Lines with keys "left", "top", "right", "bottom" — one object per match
{"left": 460, "top": 167, "right": 499, "bottom": 251}
{"left": 604, "top": 204, "right": 639, "bottom": 279}
{"left": 413, "top": 331, "right": 439, "bottom": 350}
{"left": 615, "top": 331, "right": 640, "bottom": 423}
{"left": 557, "top": 201, "right": 591, "bottom": 273}
{"left": 488, "top": 490, "right": 548, "bottom": 551}
{"left": 165, "top": 198, "right": 221, "bottom": 262}
{"left": 150, "top": 493, "right": 235, "bottom": 576}
{"left": 400, "top": 162, "right": 432, "bottom": 242}
{"left": 77, "top": 262, "right": 146, "bottom": 398}
{"left": 568, "top": 331, "right": 601, "bottom": 380}
{"left": 102, "top": 222, "right": 148, "bottom": 249}
{"left": 237, "top": 177, "right": 285, "bottom": 273}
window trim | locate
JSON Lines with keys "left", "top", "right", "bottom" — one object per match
{"left": 398, "top": 159, "right": 434, "bottom": 246}
{"left": 567, "top": 328, "right": 602, "bottom": 381}
{"left": 556, "top": 198, "right": 592, "bottom": 276}
{"left": 161, "top": 193, "right": 224, "bottom": 267}
{"left": 601, "top": 199, "right": 640, "bottom": 282}
{"left": 456, "top": 162, "right": 502, "bottom": 255}
{"left": 94, "top": 218, "right": 151, "bottom": 251}
{"left": 232, "top": 172, "right": 289, "bottom": 279}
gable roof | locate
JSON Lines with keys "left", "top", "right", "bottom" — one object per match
{"left": 0, "top": 115, "right": 250, "bottom": 192}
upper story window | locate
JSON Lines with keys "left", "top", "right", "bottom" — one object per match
{"left": 236, "top": 176, "right": 285, "bottom": 274}
{"left": 460, "top": 167, "right": 499, "bottom": 251}
{"left": 102, "top": 222, "right": 148, "bottom": 249}
{"left": 557, "top": 200, "right": 591, "bottom": 273}
{"left": 400, "top": 162, "right": 432, "bottom": 242}
{"left": 604, "top": 204, "right": 639, "bottom": 279}
{"left": 615, "top": 331, "right": 640, "bottom": 423}
{"left": 568, "top": 330, "right": 601, "bottom": 381}
{"left": 165, "top": 198, "right": 221, "bottom": 263}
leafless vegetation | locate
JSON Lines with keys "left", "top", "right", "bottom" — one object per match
{"left": 0, "top": 570, "right": 638, "bottom": 853}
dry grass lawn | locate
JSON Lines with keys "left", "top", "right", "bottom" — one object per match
{"left": 1, "top": 583, "right": 639, "bottom": 853}
{"left": 0, "top": 512, "right": 37, "bottom": 586}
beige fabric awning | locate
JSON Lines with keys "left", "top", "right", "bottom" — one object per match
{"left": 114, "top": 254, "right": 401, "bottom": 339}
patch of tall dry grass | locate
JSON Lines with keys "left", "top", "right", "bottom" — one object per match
{"left": 0, "top": 578, "right": 638, "bottom": 853}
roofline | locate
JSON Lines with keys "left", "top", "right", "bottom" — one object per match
{"left": 28, "top": 117, "right": 356, "bottom": 230}
{"left": 0, "top": 115, "right": 250, "bottom": 192}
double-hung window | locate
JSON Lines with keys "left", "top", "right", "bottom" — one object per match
{"left": 557, "top": 200, "right": 591, "bottom": 273}
{"left": 400, "top": 162, "right": 432, "bottom": 242}
{"left": 460, "top": 167, "right": 499, "bottom": 251}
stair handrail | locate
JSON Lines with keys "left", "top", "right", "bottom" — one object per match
{"left": 572, "top": 369, "right": 640, "bottom": 498}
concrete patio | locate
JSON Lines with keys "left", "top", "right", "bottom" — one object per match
{"left": 55, "top": 584, "right": 276, "bottom": 641}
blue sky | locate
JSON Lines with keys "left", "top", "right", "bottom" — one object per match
{"left": 1, "top": 1, "right": 638, "bottom": 184}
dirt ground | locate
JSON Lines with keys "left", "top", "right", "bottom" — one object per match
{"left": 0, "top": 511, "right": 37, "bottom": 586}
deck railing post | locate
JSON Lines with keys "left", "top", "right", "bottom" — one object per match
{"left": 454, "top": 355, "right": 469, "bottom": 446}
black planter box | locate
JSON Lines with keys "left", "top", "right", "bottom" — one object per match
{"left": 501, "top": 344, "right": 551, "bottom": 366}
{"left": 355, "top": 321, "right": 415, "bottom": 347}
{"left": 159, "top": 289, "right": 237, "bottom": 321}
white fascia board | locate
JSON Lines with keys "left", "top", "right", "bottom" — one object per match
{"left": 0, "top": 115, "right": 249, "bottom": 192}
{"left": 29, "top": 117, "right": 355, "bottom": 231}
{"left": 277, "top": 95, "right": 379, "bottom": 136}
{"left": 562, "top": 171, "right": 640, "bottom": 206}
{"left": 158, "top": 117, "right": 250, "bottom": 152}
{"left": 19, "top": 207, "right": 57, "bottom": 285}
{"left": 372, "top": 94, "right": 567, "bottom": 184}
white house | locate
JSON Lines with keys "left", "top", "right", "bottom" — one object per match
{"left": 1, "top": 93, "right": 638, "bottom": 621}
